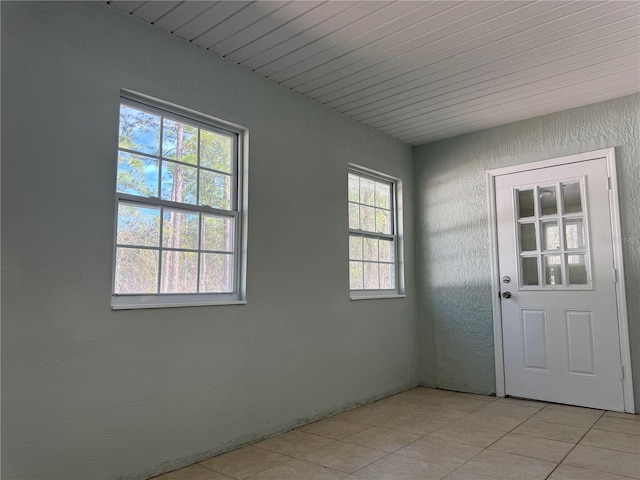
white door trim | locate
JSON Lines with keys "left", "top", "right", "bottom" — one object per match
{"left": 486, "top": 148, "right": 635, "bottom": 413}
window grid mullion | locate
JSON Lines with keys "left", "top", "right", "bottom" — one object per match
{"left": 157, "top": 206, "right": 164, "bottom": 294}
{"left": 196, "top": 128, "right": 201, "bottom": 210}
{"left": 118, "top": 145, "right": 233, "bottom": 177}
{"left": 117, "top": 193, "right": 237, "bottom": 217}
{"left": 196, "top": 212, "right": 202, "bottom": 293}
{"left": 349, "top": 229, "right": 395, "bottom": 241}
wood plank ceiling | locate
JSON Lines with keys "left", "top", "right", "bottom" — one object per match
{"left": 108, "top": 1, "right": 640, "bottom": 145}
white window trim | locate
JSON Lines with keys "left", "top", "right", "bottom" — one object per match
{"left": 111, "top": 90, "right": 248, "bottom": 310}
{"left": 348, "top": 164, "right": 406, "bottom": 300}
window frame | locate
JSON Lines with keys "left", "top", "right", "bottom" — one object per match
{"left": 111, "top": 92, "right": 248, "bottom": 309}
{"left": 348, "top": 165, "right": 405, "bottom": 300}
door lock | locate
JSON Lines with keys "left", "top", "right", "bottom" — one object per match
{"left": 502, "top": 276, "right": 511, "bottom": 283}
{"left": 501, "top": 291, "right": 512, "bottom": 299}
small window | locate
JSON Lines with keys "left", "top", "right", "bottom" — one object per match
{"left": 348, "top": 167, "right": 405, "bottom": 299}
{"left": 112, "top": 95, "right": 247, "bottom": 309}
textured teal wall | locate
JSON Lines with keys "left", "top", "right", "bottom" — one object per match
{"left": 414, "top": 94, "right": 640, "bottom": 409}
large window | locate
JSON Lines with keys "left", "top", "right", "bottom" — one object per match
{"left": 348, "top": 167, "right": 404, "bottom": 298}
{"left": 112, "top": 95, "right": 247, "bottom": 309}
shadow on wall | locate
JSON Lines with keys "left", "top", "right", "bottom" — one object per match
{"left": 417, "top": 170, "right": 496, "bottom": 395}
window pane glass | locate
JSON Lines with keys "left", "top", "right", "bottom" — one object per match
{"left": 567, "top": 254, "right": 588, "bottom": 285}
{"left": 518, "top": 189, "right": 534, "bottom": 218}
{"left": 200, "top": 129, "right": 232, "bottom": 173}
{"left": 199, "top": 170, "right": 231, "bottom": 210}
{"left": 521, "top": 257, "right": 539, "bottom": 286}
{"left": 117, "top": 203, "right": 160, "bottom": 247}
{"left": 160, "top": 251, "right": 198, "bottom": 293}
{"left": 379, "top": 263, "right": 395, "bottom": 290}
{"left": 363, "top": 262, "right": 379, "bottom": 290}
{"left": 375, "top": 209, "right": 391, "bottom": 234}
{"left": 114, "top": 247, "right": 158, "bottom": 294}
{"left": 360, "top": 205, "right": 376, "bottom": 232}
{"left": 200, "top": 253, "right": 234, "bottom": 292}
{"left": 375, "top": 182, "right": 391, "bottom": 208}
{"left": 565, "top": 218, "right": 585, "bottom": 249}
{"left": 161, "top": 161, "right": 197, "bottom": 204}
{"left": 119, "top": 105, "right": 160, "bottom": 155}
{"left": 539, "top": 186, "right": 557, "bottom": 216}
{"left": 379, "top": 238, "right": 394, "bottom": 262}
{"left": 349, "top": 261, "right": 363, "bottom": 290}
{"left": 519, "top": 223, "right": 536, "bottom": 252}
{"left": 363, "top": 237, "right": 378, "bottom": 261}
{"left": 349, "top": 235, "right": 362, "bottom": 260}
{"left": 348, "top": 203, "right": 359, "bottom": 230}
{"left": 348, "top": 174, "right": 360, "bottom": 202}
{"left": 162, "top": 209, "right": 199, "bottom": 250}
{"left": 162, "top": 119, "right": 198, "bottom": 164}
{"left": 202, "top": 215, "right": 234, "bottom": 252}
{"left": 117, "top": 152, "right": 159, "bottom": 197}
{"left": 544, "top": 255, "right": 562, "bottom": 286}
{"left": 562, "top": 182, "right": 582, "bottom": 214}
{"left": 360, "top": 178, "right": 375, "bottom": 206}
{"left": 542, "top": 221, "right": 560, "bottom": 250}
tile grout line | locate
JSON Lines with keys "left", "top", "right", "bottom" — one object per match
{"left": 437, "top": 402, "right": 566, "bottom": 478}
{"left": 542, "top": 408, "right": 606, "bottom": 479}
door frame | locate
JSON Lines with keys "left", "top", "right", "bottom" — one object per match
{"left": 486, "top": 148, "right": 635, "bottom": 413}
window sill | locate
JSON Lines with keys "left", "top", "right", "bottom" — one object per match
{"left": 111, "top": 295, "right": 247, "bottom": 310}
{"left": 350, "top": 293, "right": 406, "bottom": 301}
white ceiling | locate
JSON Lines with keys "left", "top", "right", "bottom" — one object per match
{"left": 108, "top": 1, "right": 640, "bottom": 145}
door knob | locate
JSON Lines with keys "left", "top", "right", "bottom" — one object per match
{"left": 501, "top": 292, "right": 512, "bottom": 299}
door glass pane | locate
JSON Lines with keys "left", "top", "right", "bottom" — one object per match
{"left": 562, "top": 182, "right": 582, "bottom": 214}
{"left": 519, "top": 223, "right": 537, "bottom": 252}
{"left": 518, "top": 189, "right": 535, "bottom": 218}
{"left": 567, "top": 254, "right": 588, "bottom": 285}
{"left": 565, "top": 218, "right": 585, "bottom": 249}
{"left": 539, "top": 186, "right": 557, "bottom": 216}
{"left": 521, "top": 257, "right": 539, "bottom": 286}
{"left": 542, "top": 221, "right": 560, "bottom": 250}
{"left": 544, "top": 255, "right": 562, "bottom": 286}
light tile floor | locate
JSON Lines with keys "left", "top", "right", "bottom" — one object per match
{"left": 151, "top": 388, "right": 640, "bottom": 480}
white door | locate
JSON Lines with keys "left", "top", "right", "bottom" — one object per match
{"left": 495, "top": 157, "right": 625, "bottom": 411}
